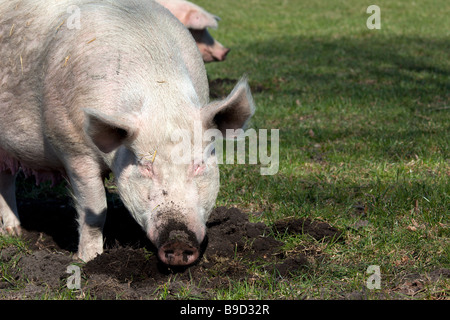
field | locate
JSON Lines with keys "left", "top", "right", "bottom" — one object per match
{"left": 1, "top": 0, "right": 449, "bottom": 300}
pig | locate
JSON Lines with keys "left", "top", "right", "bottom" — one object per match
{"left": 155, "top": 0, "right": 230, "bottom": 62}
{"left": 0, "top": 0, "right": 254, "bottom": 266}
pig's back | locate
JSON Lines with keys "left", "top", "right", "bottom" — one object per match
{"left": 41, "top": 0, "right": 208, "bottom": 148}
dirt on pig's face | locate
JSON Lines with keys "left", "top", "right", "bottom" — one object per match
{"left": 112, "top": 135, "right": 219, "bottom": 266}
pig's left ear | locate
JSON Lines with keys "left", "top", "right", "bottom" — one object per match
{"left": 202, "top": 77, "right": 255, "bottom": 138}
{"left": 83, "top": 109, "right": 139, "bottom": 153}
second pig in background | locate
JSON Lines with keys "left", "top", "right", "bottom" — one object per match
{"left": 156, "top": 0, "right": 230, "bottom": 62}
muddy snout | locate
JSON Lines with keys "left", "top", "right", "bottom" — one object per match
{"left": 158, "top": 229, "right": 200, "bottom": 266}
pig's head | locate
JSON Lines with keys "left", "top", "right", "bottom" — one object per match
{"left": 156, "top": 0, "right": 230, "bottom": 62}
{"left": 84, "top": 78, "right": 254, "bottom": 266}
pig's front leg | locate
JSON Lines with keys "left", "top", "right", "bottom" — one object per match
{"left": 67, "top": 158, "right": 107, "bottom": 262}
{"left": 0, "top": 171, "right": 21, "bottom": 236}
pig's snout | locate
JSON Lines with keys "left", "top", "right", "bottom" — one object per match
{"left": 157, "top": 229, "right": 201, "bottom": 266}
{"left": 213, "top": 47, "right": 230, "bottom": 62}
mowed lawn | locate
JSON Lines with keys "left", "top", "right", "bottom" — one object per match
{"left": 200, "top": 0, "right": 449, "bottom": 298}
{"left": 0, "top": 0, "right": 448, "bottom": 299}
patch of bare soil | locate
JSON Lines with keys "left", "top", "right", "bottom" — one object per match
{"left": 1, "top": 198, "right": 344, "bottom": 299}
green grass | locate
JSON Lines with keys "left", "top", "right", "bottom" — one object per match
{"left": 1, "top": 0, "right": 449, "bottom": 299}
{"left": 201, "top": 0, "right": 449, "bottom": 299}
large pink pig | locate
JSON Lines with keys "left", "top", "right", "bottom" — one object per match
{"left": 0, "top": 0, "right": 254, "bottom": 266}
{"left": 156, "top": 0, "right": 230, "bottom": 62}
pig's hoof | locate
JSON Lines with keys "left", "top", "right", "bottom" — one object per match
{"left": 1, "top": 225, "right": 22, "bottom": 236}
{"left": 72, "top": 253, "right": 85, "bottom": 263}
{"left": 158, "top": 242, "right": 200, "bottom": 266}
{"left": 74, "top": 248, "right": 103, "bottom": 262}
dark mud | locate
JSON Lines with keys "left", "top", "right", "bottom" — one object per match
{"left": 1, "top": 195, "right": 344, "bottom": 299}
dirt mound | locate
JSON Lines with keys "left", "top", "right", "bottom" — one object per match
{"left": 205, "top": 207, "right": 282, "bottom": 257}
{"left": 2, "top": 202, "right": 343, "bottom": 299}
{"left": 15, "top": 251, "right": 72, "bottom": 288}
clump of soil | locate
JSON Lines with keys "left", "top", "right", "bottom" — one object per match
{"left": 205, "top": 207, "right": 282, "bottom": 258}
{"left": 2, "top": 200, "right": 343, "bottom": 299}
{"left": 15, "top": 251, "right": 73, "bottom": 288}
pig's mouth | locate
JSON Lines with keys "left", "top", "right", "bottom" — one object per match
{"left": 155, "top": 222, "right": 203, "bottom": 266}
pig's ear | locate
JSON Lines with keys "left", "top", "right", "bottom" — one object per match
{"left": 184, "top": 6, "right": 219, "bottom": 29}
{"left": 83, "top": 109, "right": 138, "bottom": 153}
{"left": 202, "top": 77, "right": 255, "bottom": 139}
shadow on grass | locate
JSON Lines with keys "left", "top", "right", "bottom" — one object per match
{"left": 240, "top": 35, "right": 449, "bottom": 104}
{"left": 15, "top": 175, "right": 152, "bottom": 253}
{"left": 208, "top": 35, "right": 449, "bottom": 163}
{"left": 218, "top": 163, "right": 448, "bottom": 222}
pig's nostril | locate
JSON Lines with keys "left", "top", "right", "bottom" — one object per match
{"left": 182, "top": 250, "right": 195, "bottom": 261}
{"left": 163, "top": 249, "right": 195, "bottom": 260}
{"left": 164, "top": 248, "right": 194, "bottom": 261}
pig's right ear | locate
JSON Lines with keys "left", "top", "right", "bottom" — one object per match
{"left": 83, "top": 109, "right": 138, "bottom": 153}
